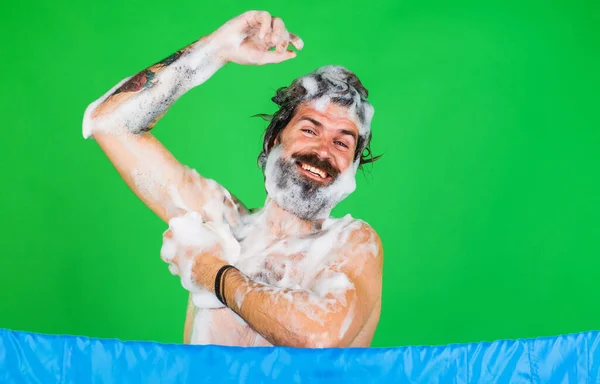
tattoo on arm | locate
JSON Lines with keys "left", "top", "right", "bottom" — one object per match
{"left": 113, "top": 69, "right": 155, "bottom": 94}
{"left": 91, "top": 40, "right": 214, "bottom": 135}
{"left": 111, "top": 48, "right": 187, "bottom": 96}
{"left": 158, "top": 49, "right": 186, "bottom": 67}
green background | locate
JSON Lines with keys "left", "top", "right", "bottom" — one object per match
{"left": 1, "top": 0, "right": 598, "bottom": 348}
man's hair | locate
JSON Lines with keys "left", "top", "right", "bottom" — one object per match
{"left": 256, "top": 66, "right": 381, "bottom": 170}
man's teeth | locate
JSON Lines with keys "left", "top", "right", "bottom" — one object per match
{"left": 301, "top": 163, "right": 327, "bottom": 178}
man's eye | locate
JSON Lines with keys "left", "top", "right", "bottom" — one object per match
{"left": 302, "top": 129, "right": 316, "bottom": 135}
{"left": 335, "top": 141, "right": 348, "bottom": 148}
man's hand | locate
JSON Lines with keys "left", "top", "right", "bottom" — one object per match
{"left": 210, "top": 10, "right": 304, "bottom": 65}
{"left": 160, "top": 212, "right": 239, "bottom": 293}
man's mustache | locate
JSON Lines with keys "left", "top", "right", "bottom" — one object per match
{"left": 292, "top": 153, "right": 340, "bottom": 179}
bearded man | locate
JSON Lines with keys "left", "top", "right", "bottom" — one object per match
{"left": 83, "top": 10, "right": 383, "bottom": 348}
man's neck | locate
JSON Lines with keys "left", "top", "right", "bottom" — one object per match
{"left": 261, "top": 198, "right": 324, "bottom": 238}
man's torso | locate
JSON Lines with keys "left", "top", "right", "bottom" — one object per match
{"left": 183, "top": 198, "right": 380, "bottom": 347}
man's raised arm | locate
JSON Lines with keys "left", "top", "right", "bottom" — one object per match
{"left": 82, "top": 11, "right": 303, "bottom": 222}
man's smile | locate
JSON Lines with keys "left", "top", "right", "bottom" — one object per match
{"left": 296, "top": 161, "right": 333, "bottom": 183}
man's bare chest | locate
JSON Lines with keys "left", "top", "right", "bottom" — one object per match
{"left": 225, "top": 209, "right": 362, "bottom": 286}
{"left": 234, "top": 234, "right": 325, "bottom": 288}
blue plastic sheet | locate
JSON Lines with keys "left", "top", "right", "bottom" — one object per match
{"left": 1, "top": 328, "right": 599, "bottom": 383}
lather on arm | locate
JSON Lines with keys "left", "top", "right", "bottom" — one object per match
{"left": 83, "top": 36, "right": 227, "bottom": 222}
{"left": 189, "top": 223, "right": 383, "bottom": 348}
{"left": 82, "top": 11, "right": 303, "bottom": 222}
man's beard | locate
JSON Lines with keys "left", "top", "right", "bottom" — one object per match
{"left": 264, "top": 145, "right": 358, "bottom": 220}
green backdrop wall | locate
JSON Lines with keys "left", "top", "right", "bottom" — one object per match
{"left": 0, "top": 0, "right": 598, "bottom": 348}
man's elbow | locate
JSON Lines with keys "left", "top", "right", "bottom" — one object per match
{"left": 298, "top": 328, "right": 347, "bottom": 349}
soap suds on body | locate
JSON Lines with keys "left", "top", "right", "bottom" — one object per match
{"left": 82, "top": 41, "right": 223, "bottom": 139}
{"left": 85, "top": 60, "right": 374, "bottom": 345}
{"left": 179, "top": 151, "right": 370, "bottom": 344}
{"left": 161, "top": 209, "right": 241, "bottom": 308}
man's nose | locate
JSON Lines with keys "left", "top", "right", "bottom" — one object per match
{"left": 311, "top": 138, "right": 331, "bottom": 159}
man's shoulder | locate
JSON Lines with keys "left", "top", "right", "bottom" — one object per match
{"left": 333, "top": 214, "right": 379, "bottom": 235}
{"left": 327, "top": 215, "right": 383, "bottom": 279}
{"left": 330, "top": 214, "right": 382, "bottom": 256}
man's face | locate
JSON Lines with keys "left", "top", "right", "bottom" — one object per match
{"left": 277, "top": 102, "right": 359, "bottom": 182}
{"left": 263, "top": 101, "right": 361, "bottom": 220}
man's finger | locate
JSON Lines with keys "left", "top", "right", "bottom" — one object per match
{"left": 164, "top": 203, "right": 186, "bottom": 220}
{"left": 271, "top": 17, "right": 285, "bottom": 52}
{"left": 277, "top": 38, "right": 289, "bottom": 54}
{"left": 241, "top": 11, "right": 272, "bottom": 39}
{"left": 254, "top": 11, "right": 272, "bottom": 40}
{"left": 258, "top": 50, "right": 297, "bottom": 65}
{"left": 289, "top": 32, "right": 304, "bottom": 50}
{"left": 168, "top": 263, "right": 179, "bottom": 276}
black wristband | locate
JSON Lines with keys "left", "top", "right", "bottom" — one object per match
{"left": 214, "top": 265, "right": 236, "bottom": 306}
{"left": 220, "top": 266, "right": 237, "bottom": 307}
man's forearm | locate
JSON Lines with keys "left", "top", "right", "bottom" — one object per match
{"left": 83, "top": 35, "right": 225, "bottom": 138}
{"left": 219, "top": 266, "right": 356, "bottom": 348}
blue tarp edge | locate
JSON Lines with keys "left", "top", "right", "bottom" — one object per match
{"left": 1, "top": 327, "right": 599, "bottom": 383}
